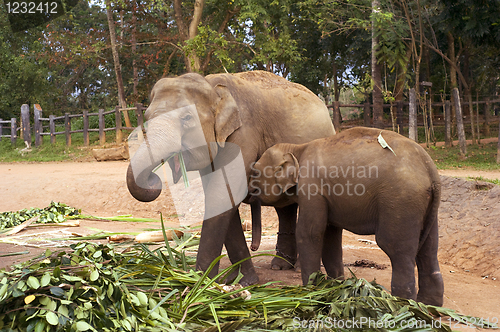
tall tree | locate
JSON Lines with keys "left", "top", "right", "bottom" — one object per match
{"left": 371, "top": 0, "right": 384, "bottom": 128}
{"left": 105, "top": 0, "right": 132, "bottom": 127}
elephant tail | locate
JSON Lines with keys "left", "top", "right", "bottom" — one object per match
{"left": 417, "top": 180, "right": 441, "bottom": 253}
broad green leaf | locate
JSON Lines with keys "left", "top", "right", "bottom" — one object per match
{"left": 136, "top": 291, "right": 148, "bottom": 306}
{"left": 34, "top": 320, "right": 46, "bottom": 332}
{"left": 50, "top": 286, "right": 65, "bottom": 297}
{"left": 46, "top": 312, "right": 59, "bottom": 326}
{"left": 40, "top": 273, "right": 51, "bottom": 287}
{"left": 76, "top": 321, "right": 92, "bottom": 331}
{"left": 58, "top": 305, "right": 69, "bottom": 317}
{"left": 90, "top": 269, "right": 99, "bottom": 282}
{"left": 39, "top": 296, "right": 51, "bottom": 305}
{"left": 27, "top": 276, "right": 40, "bottom": 290}
{"left": 0, "top": 282, "right": 8, "bottom": 299}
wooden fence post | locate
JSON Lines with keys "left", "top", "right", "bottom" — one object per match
{"left": 363, "top": 102, "right": 371, "bottom": 127}
{"left": 21, "top": 104, "right": 31, "bottom": 148}
{"left": 115, "top": 106, "right": 123, "bottom": 143}
{"left": 497, "top": 113, "right": 500, "bottom": 164}
{"left": 10, "top": 118, "right": 17, "bottom": 146}
{"left": 409, "top": 88, "right": 417, "bottom": 141}
{"left": 34, "top": 104, "right": 43, "bottom": 147}
{"left": 135, "top": 103, "right": 144, "bottom": 128}
{"left": 99, "top": 109, "right": 106, "bottom": 145}
{"left": 484, "top": 100, "right": 491, "bottom": 137}
{"left": 444, "top": 101, "right": 452, "bottom": 147}
{"left": 49, "top": 115, "right": 56, "bottom": 145}
{"left": 65, "top": 113, "right": 71, "bottom": 147}
{"left": 497, "top": 115, "right": 500, "bottom": 164}
{"left": 332, "top": 101, "right": 341, "bottom": 132}
{"left": 396, "top": 101, "right": 403, "bottom": 133}
{"left": 452, "top": 88, "right": 467, "bottom": 156}
{"left": 83, "top": 110, "right": 89, "bottom": 146}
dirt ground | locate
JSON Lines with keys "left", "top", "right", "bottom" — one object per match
{"left": 1, "top": 160, "right": 499, "bottom": 329}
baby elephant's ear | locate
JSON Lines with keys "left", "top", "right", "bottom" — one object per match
{"left": 275, "top": 152, "right": 299, "bottom": 191}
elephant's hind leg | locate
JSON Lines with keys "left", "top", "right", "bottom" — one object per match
{"left": 415, "top": 220, "right": 444, "bottom": 306}
{"left": 376, "top": 219, "right": 419, "bottom": 301}
{"left": 271, "top": 203, "right": 298, "bottom": 270}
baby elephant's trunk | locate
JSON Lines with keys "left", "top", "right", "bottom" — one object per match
{"left": 250, "top": 200, "right": 262, "bottom": 251}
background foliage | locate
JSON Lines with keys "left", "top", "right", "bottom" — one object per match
{"left": 0, "top": 0, "right": 499, "bottom": 119}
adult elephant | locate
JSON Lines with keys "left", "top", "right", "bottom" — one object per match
{"left": 126, "top": 71, "right": 335, "bottom": 285}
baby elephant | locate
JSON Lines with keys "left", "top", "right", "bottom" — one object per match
{"left": 249, "top": 127, "right": 444, "bottom": 306}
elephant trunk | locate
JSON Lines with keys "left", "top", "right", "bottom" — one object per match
{"left": 126, "top": 163, "right": 162, "bottom": 202}
{"left": 250, "top": 199, "right": 262, "bottom": 251}
{"left": 127, "top": 116, "right": 182, "bottom": 202}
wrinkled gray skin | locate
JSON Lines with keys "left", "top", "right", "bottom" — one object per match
{"left": 249, "top": 127, "right": 444, "bottom": 306}
{"left": 126, "top": 71, "right": 335, "bottom": 285}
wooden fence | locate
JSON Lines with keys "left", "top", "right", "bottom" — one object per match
{"left": 328, "top": 97, "right": 500, "bottom": 131}
{"left": 2, "top": 91, "right": 499, "bottom": 152}
{"left": 0, "top": 118, "right": 17, "bottom": 146}
{"left": 327, "top": 91, "right": 500, "bottom": 153}
{"left": 13, "top": 103, "right": 147, "bottom": 148}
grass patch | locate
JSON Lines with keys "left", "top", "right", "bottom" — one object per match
{"left": 425, "top": 142, "right": 500, "bottom": 170}
{"left": 0, "top": 109, "right": 138, "bottom": 162}
{"left": 467, "top": 176, "right": 500, "bottom": 186}
{"left": 0, "top": 130, "right": 126, "bottom": 162}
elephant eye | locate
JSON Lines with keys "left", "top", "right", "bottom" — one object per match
{"left": 181, "top": 114, "right": 192, "bottom": 122}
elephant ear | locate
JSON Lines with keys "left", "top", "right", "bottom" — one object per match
{"left": 213, "top": 84, "right": 242, "bottom": 147}
{"left": 275, "top": 152, "right": 300, "bottom": 192}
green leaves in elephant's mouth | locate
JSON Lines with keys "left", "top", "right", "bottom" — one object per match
{"left": 152, "top": 152, "right": 190, "bottom": 188}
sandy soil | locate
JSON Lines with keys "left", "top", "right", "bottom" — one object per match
{"left": 1, "top": 160, "right": 499, "bottom": 330}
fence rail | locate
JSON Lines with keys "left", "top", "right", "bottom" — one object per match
{"left": 2, "top": 92, "right": 500, "bottom": 152}
{"left": 10, "top": 103, "right": 147, "bottom": 148}
{"left": 0, "top": 118, "right": 17, "bottom": 146}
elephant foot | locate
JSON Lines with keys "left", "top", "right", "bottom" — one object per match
{"left": 271, "top": 256, "right": 296, "bottom": 270}
{"left": 239, "top": 272, "right": 259, "bottom": 287}
{"left": 417, "top": 271, "right": 444, "bottom": 306}
{"left": 222, "top": 267, "right": 259, "bottom": 286}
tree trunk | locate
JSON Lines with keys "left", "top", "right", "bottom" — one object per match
{"left": 371, "top": 0, "right": 384, "bottom": 129}
{"left": 463, "top": 46, "right": 476, "bottom": 144}
{"left": 131, "top": 2, "right": 138, "bottom": 98}
{"left": 173, "top": 0, "right": 205, "bottom": 73}
{"left": 497, "top": 116, "right": 500, "bottom": 163}
{"left": 333, "top": 61, "right": 339, "bottom": 102}
{"left": 105, "top": 0, "right": 131, "bottom": 128}
{"left": 447, "top": 32, "right": 457, "bottom": 137}
{"left": 452, "top": 88, "right": 467, "bottom": 156}
{"left": 409, "top": 88, "right": 417, "bottom": 141}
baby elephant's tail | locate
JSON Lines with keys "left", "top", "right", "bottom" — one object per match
{"left": 418, "top": 180, "right": 441, "bottom": 252}
{"left": 415, "top": 178, "right": 444, "bottom": 306}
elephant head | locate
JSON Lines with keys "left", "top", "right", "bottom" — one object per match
{"left": 127, "top": 73, "right": 243, "bottom": 202}
{"left": 249, "top": 144, "right": 300, "bottom": 208}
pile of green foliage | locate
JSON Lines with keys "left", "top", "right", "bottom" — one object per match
{"left": 0, "top": 235, "right": 496, "bottom": 332}
{"left": 0, "top": 202, "right": 80, "bottom": 230}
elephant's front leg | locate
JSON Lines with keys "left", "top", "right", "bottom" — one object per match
{"left": 196, "top": 208, "right": 234, "bottom": 278}
{"left": 271, "top": 204, "right": 298, "bottom": 270}
{"left": 224, "top": 207, "right": 259, "bottom": 286}
{"left": 196, "top": 206, "right": 259, "bottom": 285}
{"left": 322, "top": 225, "right": 344, "bottom": 279}
{"left": 296, "top": 197, "right": 328, "bottom": 285}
